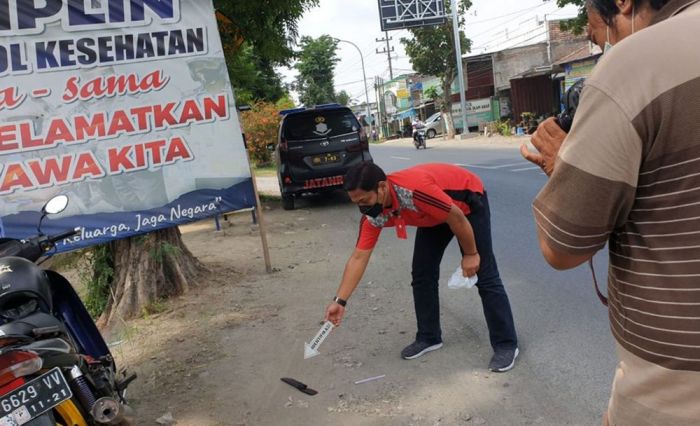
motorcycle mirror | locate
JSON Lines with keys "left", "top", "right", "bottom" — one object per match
{"left": 42, "top": 195, "right": 69, "bottom": 215}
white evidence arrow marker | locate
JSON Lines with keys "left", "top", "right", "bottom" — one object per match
{"left": 304, "top": 321, "right": 334, "bottom": 359}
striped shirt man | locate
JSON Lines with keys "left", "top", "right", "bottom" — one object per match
{"left": 534, "top": 0, "right": 700, "bottom": 423}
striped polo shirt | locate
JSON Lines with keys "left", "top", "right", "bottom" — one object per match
{"left": 533, "top": 1, "right": 700, "bottom": 423}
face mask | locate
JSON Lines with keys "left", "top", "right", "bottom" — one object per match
{"left": 359, "top": 203, "right": 383, "bottom": 218}
{"left": 358, "top": 188, "right": 385, "bottom": 218}
{"left": 604, "top": 26, "right": 613, "bottom": 54}
{"left": 603, "top": 5, "right": 635, "bottom": 55}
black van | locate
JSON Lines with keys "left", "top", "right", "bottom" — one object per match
{"left": 275, "top": 104, "right": 372, "bottom": 210}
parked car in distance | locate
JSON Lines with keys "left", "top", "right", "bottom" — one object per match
{"left": 424, "top": 112, "right": 444, "bottom": 139}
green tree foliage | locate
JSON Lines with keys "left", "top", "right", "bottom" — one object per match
{"left": 295, "top": 35, "right": 340, "bottom": 107}
{"left": 400, "top": 0, "right": 472, "bottom": 138}
{"left": 552, "top": 0, "right": 588, "bottom": 34}
{"left": 226, "top": 43, "right": 287, "bottom": 105}
{"left": 336, "top": 90, "right": 351, "bottom": 106}
{"left": 214, "top": 0, "right": 319, "bottom": 103}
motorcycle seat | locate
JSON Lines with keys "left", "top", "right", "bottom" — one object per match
{"left": 0, "top": 312, "right": 68, "bottom": 339}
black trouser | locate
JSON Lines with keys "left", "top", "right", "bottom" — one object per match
{"left": 411, "top": 193, "right": 518, "bottom": 351}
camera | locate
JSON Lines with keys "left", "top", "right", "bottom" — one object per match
{"left": 555, "top": 79, "right": 585, "bottom": 133}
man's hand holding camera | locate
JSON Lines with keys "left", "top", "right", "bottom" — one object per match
{"left": 520, "top": 117, "right": 568, "bottom": 176}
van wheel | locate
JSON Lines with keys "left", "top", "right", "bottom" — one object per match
{"left": 282, "top": 195, "right": 295, "bottom": 210}
{"left": 427, "top": 129, "right": 436, "bottom": 139}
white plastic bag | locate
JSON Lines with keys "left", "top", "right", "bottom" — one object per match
{"left": 447, "top": 266, "right": 478, "bottom": 289}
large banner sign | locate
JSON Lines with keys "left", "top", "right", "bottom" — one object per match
{"left": 0, "top": 0, "right": 255, "bottom": 251}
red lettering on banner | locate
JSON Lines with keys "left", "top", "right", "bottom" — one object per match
{"left": 45, "top": 118, "right": 75, "bottom": 145}
{"left": 81, "top": 79, "right": 105, "bottom": 101}
{"left": 164, "top": 137, "right": 192, "bottom": 163}
{"left": 134, "top": 143, "right": 146, "bottom": 168}
{"left": 153, "top": 102, "right": 177, "bottom": 128}
{"left": 63, "top": 70, "right": 169, "bottom": 103}
{"left": 1, "top": 164, "right": 32, "bottom": 193}
{"left": 203, "top": 95, "right": 228, "bottom": 120}
{"left": 19, "top": 122, "right": 43, "bottom": 149}
{"left": 0, "top": 124, "right": 18, "bottom": 151}
{"left": 73, "top": 152, "right": 103, "bottom": 180}
{"left": 107, "top": 137, "right": 193, "bottom": 174}
{"left": 179, "top": 99, "right": 204, "bottom": 123}
{"left": 0, "top": 152, "right": 109, "bottom": 194}
{"left": 74, "top": 114, "right": 106, "bottom": 140}
{"left": 108, "top": 146, "right": 135, "bottom": 173}
{"left": 131, "top": 106, "right": 151, "bottom": 129}
{"left": 145, "top": 140, "right": 166, "bottom": 164}
{"left": 62, "top": 77, "right": 80, "bottom": 103}
{"left": 27, "top": 156, "right": 72, "bottom": 186}
{"left": 0, "top": 87, "right": 25, "bottom": 111}
{"left": 107, "top": 110, "right": 136, "bottom": 136}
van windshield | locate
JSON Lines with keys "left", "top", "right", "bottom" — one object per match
{"left": 284, "top": 110, "right": 360, "bottom": 141}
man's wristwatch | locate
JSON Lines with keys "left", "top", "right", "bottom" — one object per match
{"left": 333, "top": 296, "right": 347, "bottom": 307}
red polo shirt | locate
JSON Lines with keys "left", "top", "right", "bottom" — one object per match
{"left": 356, "top": 163, "right": 484, "bottom": 250}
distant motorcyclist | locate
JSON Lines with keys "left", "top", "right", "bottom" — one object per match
{"left": 411, "top": 117, "right": 425, "bottom": 141}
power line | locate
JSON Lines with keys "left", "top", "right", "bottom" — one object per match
{"left": 376, "top": 32, "right": 395, "bottom": 80}
{"left": 335, "top": 78, "right": 366, "bottom": 87}
{"left": 466, "top": 3, "right": 561, "bottom": 51}
{"left": 465, "top": 2, "right": 549, "bottom": 26}
{"left": 500, "top": 29, "right": 549, "bottom": 51}
{"left": 470, "top": 25, "right": 548, "bottom": 52}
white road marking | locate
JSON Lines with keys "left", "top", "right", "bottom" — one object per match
{"left": 455, "top": 162, "right": 526, "bottom": 169}
{"left": 511, "top": 166, "right": 542, "bottom": 172}
{"left": 391, "top": 156, "right": 411, "bottom": 160}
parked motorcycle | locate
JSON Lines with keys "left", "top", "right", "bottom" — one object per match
{"left": 0, "top": 195, "right": 135, "bottom": 426}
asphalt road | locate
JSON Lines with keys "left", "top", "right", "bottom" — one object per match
{"left": 257, "top": 137, "right": 619, "bottom": 425}
{"left": 360, "top": 138, "right": 616, "bottom": 422}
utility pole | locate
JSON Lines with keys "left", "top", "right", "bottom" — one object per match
{"left": 376, "top": 32, "right": 395, "bottom": 80}
{"left": 376, "top": 76, "right": 388, "bottom": 138}
{"left": 452, "top": 2, "right": 469, "bottom": 136}
{"left": 545, "top": 14, "right": 552, "bottom": 64}
{"left": 374, "top": 76, "right": 383, "bottom": 139}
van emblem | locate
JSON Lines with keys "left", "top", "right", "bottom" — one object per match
{"left": 313, "top": 117, "right": 331, "bottom": 136}
{"left": 320, "top": 141, "right": 330, "bottom": 147}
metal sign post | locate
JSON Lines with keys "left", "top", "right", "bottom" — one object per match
{"left": 377, "top": 0, "right": 467, "bottom": 136}
{"left": 452, "top": 2, "right": 469, "bottom": 135}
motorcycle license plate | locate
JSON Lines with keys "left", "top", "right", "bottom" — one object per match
{"left": 0, "top": 368, "right": 72, "bottom": 426}
{"left": 312, "top": 153, "right": 340, "bottom": 165}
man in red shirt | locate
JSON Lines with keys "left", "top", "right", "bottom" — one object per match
{"left": 325, "top": 162, "right": 519, "bottom": 371}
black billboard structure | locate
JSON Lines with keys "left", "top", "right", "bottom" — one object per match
{"left": 378, "top": 0, "right": 448, "bottom": 31}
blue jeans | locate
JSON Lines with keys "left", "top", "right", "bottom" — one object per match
{"left": 411, "top": 193, "right": 518, "bottom": 351}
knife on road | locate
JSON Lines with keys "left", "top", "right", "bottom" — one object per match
{"left": 280, "top": 377, "right": 318, "bottom": 395}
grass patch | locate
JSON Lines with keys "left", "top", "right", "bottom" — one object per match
{"left": 253, "top": 165, "right": 277, "bottom": 177}
{"left": 48, "top": 249, "right": 85, "bottom": 271}
{"left": 141, "top": 299, "right": 169, "bottom": 318}
{"left": 260, "top": 193, "right": 281, "bottom": 202}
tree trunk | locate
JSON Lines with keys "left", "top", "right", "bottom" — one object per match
{"left": 442, "top": 77, "right": 456, "bottom": 139}
{"left": 97, "top": 227, "right": 206, "bottom": 328}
